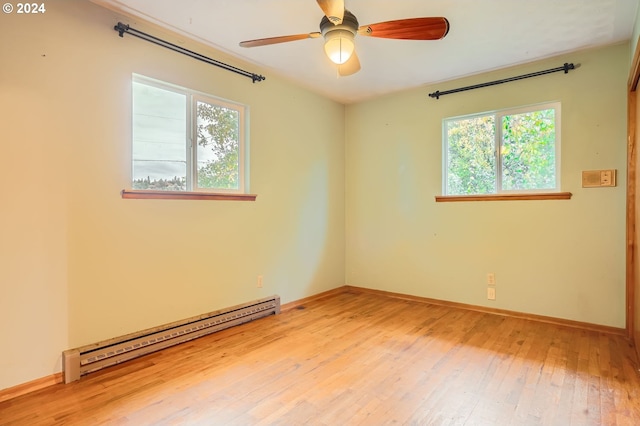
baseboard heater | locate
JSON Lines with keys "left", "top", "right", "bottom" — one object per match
{"left": 62, "top": 295, "right": 280, "bottom": 384}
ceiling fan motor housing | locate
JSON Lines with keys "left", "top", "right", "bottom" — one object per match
{"left": 320, "top": 9, "right": 359, "bottom": 37}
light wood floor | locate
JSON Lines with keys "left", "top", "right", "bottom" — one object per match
{"left": 2, "top": 290, "right": 640, "bottom": 425}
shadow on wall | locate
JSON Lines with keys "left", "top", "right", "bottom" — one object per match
{"left": 272, "top": 162, "right": 331, "bottom": 296}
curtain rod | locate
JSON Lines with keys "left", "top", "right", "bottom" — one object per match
{"left": 114, "top": 22, "right": 266, "bottom": 83}
{"left": 428, "top": 62, "right": 579, "bottom": 100}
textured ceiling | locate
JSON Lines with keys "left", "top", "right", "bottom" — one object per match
{"left": 93, "top": 0, "right": 639, "bottom": 104}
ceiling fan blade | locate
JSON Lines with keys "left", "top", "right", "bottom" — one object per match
{"left": 358, "top": 17, "right": 449, "bottom": 40}
{"left": 317, "top": 0, "right": 344, "bottom": 25}
{"left": 338, "top": 50, "right": 361, "bottom": 76}
{"left": 240, "top": 32, "right": 321, "bottom": 48}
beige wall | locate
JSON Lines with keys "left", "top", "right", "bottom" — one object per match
{"left": 0, "top": 1, "right": 632, "bottom": 393}
{"left": 346, "top": 44, "right": 629, "bottom": 328}
{"left": 0, "top": 1, "right": 345, "bottom": 390}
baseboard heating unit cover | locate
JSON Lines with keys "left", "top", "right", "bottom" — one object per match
{"left": 62, "top": 295, "right": 280, "bottom": 383}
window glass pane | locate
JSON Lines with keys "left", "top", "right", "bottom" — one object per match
{"left": 446, "top": 115, "right": 496, "bottom": 195}
{"left": 501, "top": 109, "right": 556, "bottom": 191}
{"left": 196, "top": 100, "right": 240, "bottom": 190}
{"left": 132, "top": 82, "right": 187, "bottom": 190}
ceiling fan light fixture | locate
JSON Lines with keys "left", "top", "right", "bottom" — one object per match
{"left": 239, "top": 6, "right": 449, "bottom": 77}
{"left": 323, "top": 29, "right": 355, "bottom": 64}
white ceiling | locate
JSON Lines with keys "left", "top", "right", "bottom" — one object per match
{"left": 93, "top": 0, "right": 639, "bottom": 104}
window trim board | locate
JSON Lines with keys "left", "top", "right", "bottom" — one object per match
{"left": 121, "top": 189, "right": 257, "bottom": 201}
{"left": 435, "top": 192, "right": 572, "bottom": 202}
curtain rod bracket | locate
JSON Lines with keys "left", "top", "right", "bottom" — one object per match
{"left": 113, "top": 22, "right": 265, "bottom": 83}
{"left": 428, "top": 62, "right": 579, "bottom": 99}
{"left": 114, "top": 22, "right": 128, "bottom": 38}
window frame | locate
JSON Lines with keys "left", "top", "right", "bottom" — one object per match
{"left": 442, "top": 101, "right": 561, "bottom": 196}
{"left": 130, "top": 74, "right": 249, "bottom": 196}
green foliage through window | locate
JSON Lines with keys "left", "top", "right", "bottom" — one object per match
{"left": 444, "top": 103, "right": 560, "bottom": 195}
{"left": 196, "top": 102, "right": 240, "bottom": 190}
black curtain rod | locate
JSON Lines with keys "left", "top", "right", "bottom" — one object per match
{"left": 428, "top": 63, "right": 579, "bottom": 99}
{"left": 114, "top": 22, "right": 266, "bottom": 83}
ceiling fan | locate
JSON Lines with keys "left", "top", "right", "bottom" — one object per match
{"left": 239, "top": 0, "right": 449, "bottom": 76}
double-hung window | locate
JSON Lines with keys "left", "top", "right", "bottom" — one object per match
{"left": 443, "top": 102, "right": 560, "bottom": 195}
{"left": 131, "top": 75, "right": 247, "bottom": 193}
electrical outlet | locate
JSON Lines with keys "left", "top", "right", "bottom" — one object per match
{"left": 257, "top": 275, "right": 263, "bottom": 288}
{"left": 487, "top": 287, "right": 496, "bottom": 300}
{"left": 487, "top": 273, "right": 495, "bottom": 286}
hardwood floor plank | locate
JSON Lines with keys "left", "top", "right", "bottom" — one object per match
{"left": 1, "top": 291, "right": 639, "bottom": 425}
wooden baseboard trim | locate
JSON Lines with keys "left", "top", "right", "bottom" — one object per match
{"left": 1, "top": 285, "right": 625, "bottom": 402}
{"left": 343, "top": 285, "right": 627, "bottom": 337}
{"left": 0, "top": 372, "right": 63, "bottom": 403}
{"left": 281, "top": 287, "right": 346, "bottom": 312}
{"left": 0, "top": 291, "right": 344, "bottom": 402}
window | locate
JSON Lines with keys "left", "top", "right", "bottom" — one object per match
{"left": 131, "top": 75, "right": 247, "bottom": 193}
{"left": 443, "top": 102, "right": 560, "bottom": 196}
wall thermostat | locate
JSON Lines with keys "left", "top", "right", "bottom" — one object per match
{"left": 581, "top": 169, "right": 616, "bottom": 188}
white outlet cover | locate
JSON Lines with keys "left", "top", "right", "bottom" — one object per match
{"left": 487, "top": 287, "right": 496, "bottom": 300}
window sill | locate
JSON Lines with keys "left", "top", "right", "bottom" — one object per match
{"left": 435, "top": 192, "right": 572, "bottom": 202}
{"left": 121, "top": 190, "right": 257, "bottom": 201}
